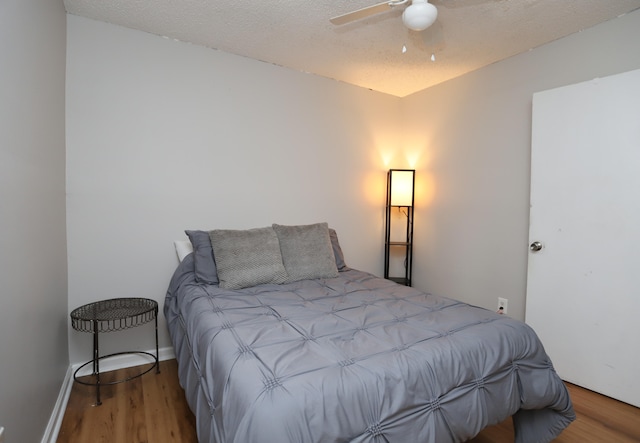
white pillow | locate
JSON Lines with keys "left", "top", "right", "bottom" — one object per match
{"left": 174, "top": 240, "right": 193, "bottom": 262}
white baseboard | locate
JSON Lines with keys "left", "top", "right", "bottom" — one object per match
{"left": 41, "top": 346, "right": 176, "bottom": 443}
{"left": 40, "top": 365, "right": 73, "bottom": 443}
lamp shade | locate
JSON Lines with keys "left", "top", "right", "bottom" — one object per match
{"left": 389, "top": 169, "right": 415, "bottom": 207}
{"left": 402, "top": 0, "right": 438, "bottom": 31}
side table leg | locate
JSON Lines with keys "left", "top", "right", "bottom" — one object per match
{"left": 93, "top": 321, "right": 102, "bottom": 406}
{"left": 155, "top": 307, "right": 160, "bottom": 374}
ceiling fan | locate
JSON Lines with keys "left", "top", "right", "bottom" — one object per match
{"left": 330, "top": 0, "right": 438, "bottom": 31}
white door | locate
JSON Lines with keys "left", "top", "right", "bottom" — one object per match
{"left": 525, "top": 69, "right": 640, "bottom": 408}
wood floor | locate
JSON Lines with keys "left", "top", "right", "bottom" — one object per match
{"left": 468, "top": 382, "right": 640, "bottom": 443}
{"left": 58, "top": 360, "right": 197, "bottom": 443}
{"left": 58, "top": 359, "right": 640, "bottom": 442}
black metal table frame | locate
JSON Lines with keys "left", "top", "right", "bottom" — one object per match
{"left": 71, "top": 298, "right": 160, "bottom": 406}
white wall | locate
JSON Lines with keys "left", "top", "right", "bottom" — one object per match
{"left": 0, "top": 1, "right": 68, "bottom": 441}
{"left": 403, "top": 9, "right": 640, "bottom": 321}
{"left": 65, "top": 8, "right": 640, "bottom": 366}
{"left": 66, "top": 16, "right": 403, "bottom": 363}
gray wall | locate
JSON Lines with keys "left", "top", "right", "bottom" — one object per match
{"left": 1, "top": 4, "right": 638, "bottom": 439}
{"left": 0, "top": 1, "right": 68, "bottom": 442}
{"left": 65, "top": 16, "right": 403, "bottom": 364}
{"left": 404, "top": 9, "right": 640, "bottom": 321}
{"left": 65, "top": 9, "right": 640, "bottom": 366}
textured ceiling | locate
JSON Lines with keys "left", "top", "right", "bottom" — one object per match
{"left": 63, "top": 0, "right": 640, "bottom": 97}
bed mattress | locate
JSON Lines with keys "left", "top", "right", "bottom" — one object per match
{"left": 164, "top": 253, "right": 574, "bottom": 443}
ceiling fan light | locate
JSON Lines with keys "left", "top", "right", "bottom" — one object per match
{"left": 402, "top": 0, "right": 438, "bottom": 31}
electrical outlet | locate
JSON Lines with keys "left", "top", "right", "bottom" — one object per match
{"left": 497, "top": 297, "right": 508, "bottom": 315}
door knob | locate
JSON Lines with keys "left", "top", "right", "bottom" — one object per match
{"left": 530, "top": 241, "right": 543, "bottom": 252}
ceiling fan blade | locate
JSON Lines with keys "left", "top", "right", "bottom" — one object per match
{"left": 330, "top": 2, "right": 395, "bottom": 25}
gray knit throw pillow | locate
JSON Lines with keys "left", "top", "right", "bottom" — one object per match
{"left": 272, "top": 222, "right": 339, "bottom": 283}
{"left": 209, "top": 227, "right": 288, "bottom": 289}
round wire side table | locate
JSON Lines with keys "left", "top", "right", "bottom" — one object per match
{"left": 70, "top": 297, "right": 160, "bottom": 406}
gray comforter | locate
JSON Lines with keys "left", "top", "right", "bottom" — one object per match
{"left": 164, "top": 254, "right": 574, "bottom": 443}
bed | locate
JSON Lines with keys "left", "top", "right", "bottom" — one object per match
{"left": 164, "top": 223, "right": 575, "bottom": 443}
